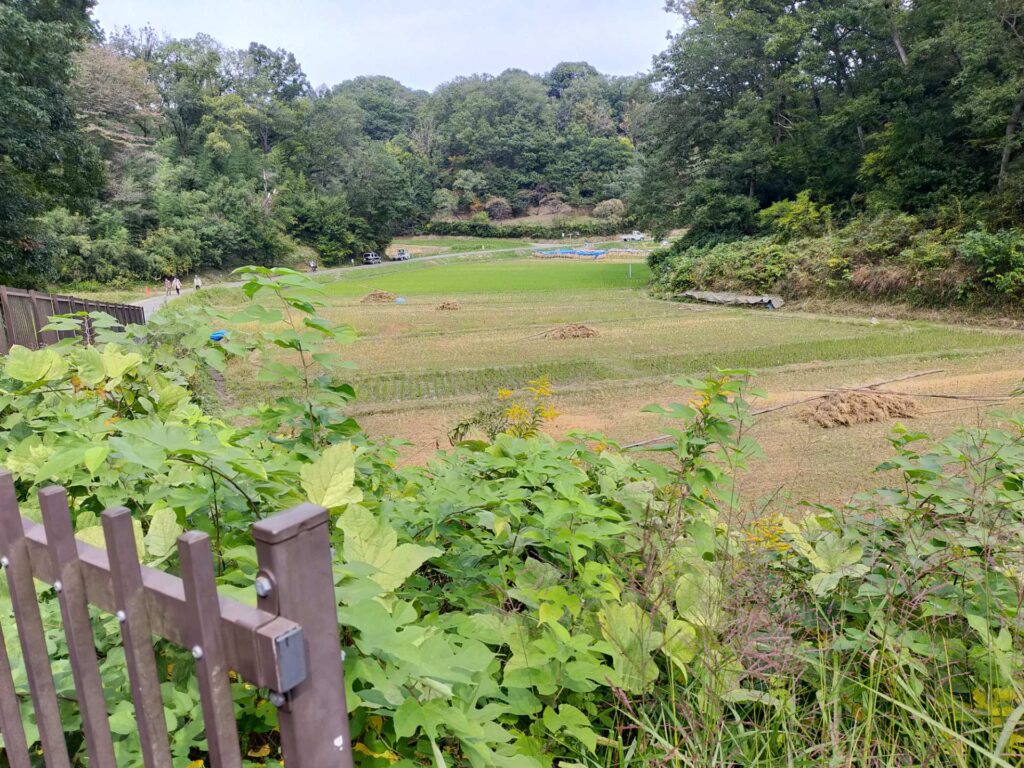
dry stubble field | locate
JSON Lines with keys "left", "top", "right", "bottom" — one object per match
{"left": 212, "top": 255, "right": 1024, "bottom": 514}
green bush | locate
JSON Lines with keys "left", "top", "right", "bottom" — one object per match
{"left": 652, "top": 212, "right": 1024, "bottom": 308}
{"left": 759, "top": 190, "right": 832, "bottom": 240}
{"left": 6, "top": 275, "right": 1024, "bottom": 766}
{"left": 958, "top": 228, "right": 1024, "bottom": 300}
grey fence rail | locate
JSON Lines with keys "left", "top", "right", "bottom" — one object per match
{"left": 0, "top": 286, "right": 146, "bottom": 354}
{"left": 0, "top": 472, "right": 353, "bottom": 768}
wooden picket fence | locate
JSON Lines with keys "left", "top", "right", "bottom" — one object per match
{"left": 0, "top": 286, "right": 146, "bottom": 354}
{"left": 0, "top": 472, "right": 353, "bottom": 767}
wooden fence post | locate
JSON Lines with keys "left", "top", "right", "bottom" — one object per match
{"left": 0, "top": 286, "right": 14, "bottom": 353}
{"left": 29, "top": 291, "right": 58, "bottom": 347}
{"left": 253, "top": 504, "right": 353, "bottom": 768}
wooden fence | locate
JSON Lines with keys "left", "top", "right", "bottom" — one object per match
{"left": 0, "top": 286, "right": 146, "bottom": 354}
{"left": 0, "top": 472, "right": 353, "bottom": 768}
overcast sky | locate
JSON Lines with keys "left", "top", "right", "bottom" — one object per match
{"left": 91, "top": 0, "right": 680, "bottom": 91}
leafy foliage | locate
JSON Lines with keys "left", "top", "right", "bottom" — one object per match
{"left": 638, "top": 0, "right": 1024, "bottom": 253}
{"left": 651, "top": 210, "right": 1024, "bottom": 307}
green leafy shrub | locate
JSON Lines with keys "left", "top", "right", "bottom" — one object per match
{"left": 651, "top": 212, "right": 1024, "bottom": 308}
{"left": 959, "top": 228, "right": 1024, "bottom": 299}
{"left": 759, "top": 190, "right": 832, "bottom": 240}
{"left": 5, "top": 273, "right": 1024, "bottom": 766}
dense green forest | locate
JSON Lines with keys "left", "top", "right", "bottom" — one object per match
{"left": 0, "top": 0, "right": 649, "bottom": 288}
{"left": 5, "top": 0, "right": 1024, "bottom": 300}
{"left": 644, "top": 0, "right": 1024, "bottom": 308}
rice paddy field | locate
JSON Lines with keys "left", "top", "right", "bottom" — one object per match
{"left": 209, "top": 254, "right": 1024, "bottom": 512}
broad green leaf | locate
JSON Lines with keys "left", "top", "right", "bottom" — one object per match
{"left": 101, "top": 344, "right": 143, "bottom": 381}
{"left": 36, "top": 445, "right": 88, "bottom": 481}
{"left": 75, "top": 347, "right": 105, "bottom": 386}
{"left": 598, "top": 602, "right": 661, "bottom": 694}
{"left": 144, "top": 506, "right": 183, "bottom": 561}
{"left": 301, "top": 442, "right": 363, "bottom": 510}
{"left": 339, "top": 506, "right": 441, "bottom": 593}
{"left": 4, "top": 346, "right": 67, "bottom": 384}
{"left": 109, "top": 701, "right": 137, "bottom": 735}
{"left": 808, "top": 564, "right": 869, "bottom": 595}
{"left": 83, "top": 446, "right": 109, "bottom": 475}
{"left": 662, "top": 618, "right": 698, "bottom": 670}
{"left": 109, "top": 436, "right": 167, "bottom": 468}
{"left": 674, "top": 567, "right": 721, "bottom": 627}
{"left": 542, "top": 704, "right": 597, "bottom": 753}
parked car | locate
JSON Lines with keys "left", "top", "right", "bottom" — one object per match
{"left": 392, "top": 249, "right": 411, "bottom": 261}
{"left": 362, "top": 252, "right": 381, "bottom": 264}
{"left": 621, "top": 231, "right": 646, "bottom": 242}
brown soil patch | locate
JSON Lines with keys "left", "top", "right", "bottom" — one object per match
{"left": 545, "top": 323, "right": 598, "bottom": 340}
{"left": 361, "top": 290, "right": 397, "bottom": 304}
{"left": 801, "top": 391, "right": 923, "bottom": 428}
{"left": 436, "top": 301, "right": 461, "bottom": 311}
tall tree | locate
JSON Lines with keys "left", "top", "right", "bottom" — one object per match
{"left": 0, "top": 0, "right": 102, "bottom": 285}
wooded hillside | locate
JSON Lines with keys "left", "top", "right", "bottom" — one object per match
{"left": 0, "top": 1, "right": 650, "bottom": 288}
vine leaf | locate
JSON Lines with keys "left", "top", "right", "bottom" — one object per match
{"left": 598, "top": 602, "right": 661, "bottom": 694}
{"left": 301, "top": 442, "right": 363, "bottom": 510}
{"left": 4, "top": 346, "right": 67, "bottom": 384}
{"left": 144, "top": 506, "right": 184, "bottom": 561}
{"left": 339, "top": 506, "right": 441, "bottom": 593}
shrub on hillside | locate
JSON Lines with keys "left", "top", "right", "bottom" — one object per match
{"left": 593, "top": 198, "right": 627, "bottom": 219}
{"left": 652, "top": 212, "right": 1024, "bottom": 307}
{"left": 484, "top": 196, "right": 513, "bottom": 221}
{"left": 759, "top": 190, "right": 832, "bottom": 240}
{"left": 958, "top": 228, "right": 1024, "bottom": 299}
{"left": 432, "top": 188, "right": 459, "bottom": 217}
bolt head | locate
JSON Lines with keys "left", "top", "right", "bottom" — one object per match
{"left": 0, "top": 556, "right": 9, "bottom": 568}
{"left": 254, "top": 576, "right": 272, "bottom": 598}
{"left": 116, "top": 610, "right": 127, "bottom": 623}
{"left": 53, "top": 580, "right": 63, "bottom": 593}
{"left": 333, "top": 734, "right": 345, "bottom": 751}
{"left": 268, "top": 691, "right": 286, "bottom": 707}
{"left": 191, "top": 645, "right": 204, "bottom": 660}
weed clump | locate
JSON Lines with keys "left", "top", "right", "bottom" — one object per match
{"left": 361, "top": 290, "right": 397, "bottom": 304}
{"left": 436, "top": 300, "right": 461, "bottom": 311}
{"left": 545, "top": 323, "right": 598, "bottom": 340}
{"left": 802, "top": 390, "right": 922, "bottom": 428}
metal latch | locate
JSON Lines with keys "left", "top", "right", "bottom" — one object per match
{"left": 274, "top": 625, "right": 308, "bottom": 693}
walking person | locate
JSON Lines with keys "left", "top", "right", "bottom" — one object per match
{"left": 194, "top": 274, "right": 203, "bottom": 291}
{"left": 171, "top": 276, "right": 182, "bottom": 296}
{"left": 164, "top": 276, "right": 171, "bottom": 297}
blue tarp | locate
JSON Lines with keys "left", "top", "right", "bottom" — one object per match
{"left": 537, "top": 249, "right": 607, "bottom": 258}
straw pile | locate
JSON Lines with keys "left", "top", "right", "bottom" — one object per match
{"left": 802, "top": 391, "right": 922, "bottom": 428}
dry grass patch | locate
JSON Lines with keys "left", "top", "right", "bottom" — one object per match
{"left": 801, "top": 390, "right": 923, "bottom": 428}
{"left": 436, "top": 300, "right": 461, "bottom": 311}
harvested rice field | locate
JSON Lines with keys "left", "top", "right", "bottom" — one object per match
{"left": 207, "top": 256, "right": 1024, "bottom": 509}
